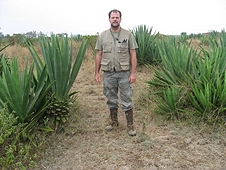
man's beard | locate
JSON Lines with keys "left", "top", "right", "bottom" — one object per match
{"left": 111, "top": 22, "right": 119, "bottom": 29}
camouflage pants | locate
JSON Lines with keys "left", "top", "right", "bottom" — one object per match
{"left": 103, "top": 71, "right": 134, "bottom": 112}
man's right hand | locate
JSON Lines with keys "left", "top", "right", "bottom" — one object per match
{"left": 95, "top": 73, "right": 101, "bottom": 84}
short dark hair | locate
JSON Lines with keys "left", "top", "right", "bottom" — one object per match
{"left": 108, "top": 9, "right": 122, "bottom": 19}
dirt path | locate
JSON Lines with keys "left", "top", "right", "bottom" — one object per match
{"left": 34, "top": 58, "right": 226, "bottom": 170}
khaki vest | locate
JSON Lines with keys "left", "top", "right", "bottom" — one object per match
{"left": 100, "top": 28, "right": 131, "bottom": 72}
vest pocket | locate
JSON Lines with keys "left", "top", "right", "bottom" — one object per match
{"left": 101, "top": 58, "right": 111, "bottom": 71}
{"left": 120, "top": 62, "right": 130, "bottom": 71}
{"left": 103, "top": 42, "right": 112, "bottom": 53}
{"left": 117, "top": 43, "right": 128, "bottom": 53}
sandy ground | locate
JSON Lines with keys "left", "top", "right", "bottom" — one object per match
{"left": 33, "top": 57, "right": 226, "bottom": 170}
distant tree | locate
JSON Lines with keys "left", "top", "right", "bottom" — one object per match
{"left": 179, "top": 32, "right": 188, "bottom": 44}
{"left": 181, "top": 32, "right": 187, "bottom": 36}
{"left": 37, "top": 31, "right": 46, "bottom": 37}
{"left": 25, "top": 31, "right": 37, "bottom": 38}
{"left": 0, "top": 32, "right": 4, "bottom": 39}
{"left": 188, "top": 33, "right": 195, "bottom": 39}
{"left": 57, "top": 33, "right": 68, "bottom": 37}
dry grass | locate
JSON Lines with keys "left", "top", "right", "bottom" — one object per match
{"left": 2, "top": 43, "right": 226, "bottom": 170}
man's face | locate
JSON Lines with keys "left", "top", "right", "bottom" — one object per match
{"left": 109, "top": 12, "right": 121, "bottom": 28}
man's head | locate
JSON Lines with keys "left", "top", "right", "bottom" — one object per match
{"left": 108, "top": 9, "right": 122, "bottom": 19}
{"left": 108, "top": 9, "right": 122, "bottom": 30}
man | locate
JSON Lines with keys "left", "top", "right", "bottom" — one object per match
{"left": 95, "top": 9, "right": 138, "bottom": 136}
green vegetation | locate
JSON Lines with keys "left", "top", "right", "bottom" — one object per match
{"left": 0, "top": 106, "right": 35, "bottom": 170}
{"left": 27, "top": 34, "right": 87, "bottom": 130}
{"left": 131, "top": 25, "right": 160, "bottom": 65}
{"left": 0, "top": 33, "right": 87, "bottom": 169}
{"left": 148, "top": 30, "right": 226, "bottom": 127}
{"left": 0, "top": 28, "right": 225, "bottom": 169}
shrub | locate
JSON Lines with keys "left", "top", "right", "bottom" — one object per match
{"left": 0, "top": 107, "right": 35, "bottom": 169}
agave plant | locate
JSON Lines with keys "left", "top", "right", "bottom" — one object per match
{"left": 0, "top": 53, "right": 7, "bottom": 76}
{"left": 131, "top": 25, "right": 160, "bottom": 65}
{"left": 0, "top": 41, "right": 14, "bottom": 52}
{"left": 207, "top": 29, "right": 226, "bottom": 50}
{"left": 148, "top": 36, "right": 197, "bottom": 90}
{"left": 0, "top": 57, "right": 52, "bottom": 141}
{"left": 27, "top": 33, "right": 87, "bottom": 129}
{"left": 148, "top": 31, "right": 226, "bottom": 123}
{"left": 0, "top": 41, "right": 13, "bottom": 76}
{"left": 188, "top": 44, "right": 226, "bottom": 118}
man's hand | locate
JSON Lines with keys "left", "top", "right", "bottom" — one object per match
{"left": 95, "top": 73, "right": 101, "bottom": 84}
{"left": 129, "top": 73, "right": 136, "bottom": 84}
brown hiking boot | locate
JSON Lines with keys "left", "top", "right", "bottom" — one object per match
{"left": 105, "top": 109, "right": 119, "bottom": 131}
{"left": 125, "top": 109, "right": 136, "bottom": 136}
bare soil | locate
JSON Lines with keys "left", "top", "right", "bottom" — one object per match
{"left": 31, "top": 55, "right": 226, "bottom": 170}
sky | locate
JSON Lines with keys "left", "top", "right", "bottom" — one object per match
{"left": 0, "top": 0, "right": 226, "bottom": 36}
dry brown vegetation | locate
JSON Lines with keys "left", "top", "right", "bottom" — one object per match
{"left": 2, "top": 43, "right": 226, "bottom": 170}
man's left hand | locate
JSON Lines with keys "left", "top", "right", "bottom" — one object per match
{"left": 129, "top": 73, "right": 136, "bottom": 84}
